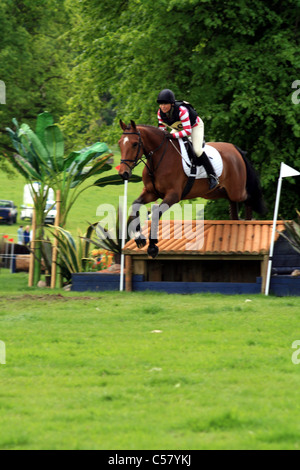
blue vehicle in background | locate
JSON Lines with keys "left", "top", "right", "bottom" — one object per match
{"left": 0, "top": 200, "right": 18, "bottom": 225}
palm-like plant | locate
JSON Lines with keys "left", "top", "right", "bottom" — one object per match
{"left": 280, "top": 210, "right": 300, "bottom": 255}
{"left": 6, "top": 112, "right": 112, "bottom": 284}
{"left": 6, "top": 112, "right": 113, "bottom": 225}
{"left": 46, "top": 225, "right": 96, "bottom": 282}
{"left": 83, "top": 210, "right": 129, "bottom": 264}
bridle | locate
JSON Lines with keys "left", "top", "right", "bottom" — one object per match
{"left": 120, "top": 129, "right": 169, "bottom": 175}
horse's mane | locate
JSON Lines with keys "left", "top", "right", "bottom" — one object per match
{"left": 136, "top": 124, "right": 165, "bottom": 136}
{"left": 122, "top": 122, "right": 165, "bottom": 137}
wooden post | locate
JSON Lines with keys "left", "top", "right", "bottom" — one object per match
{"left": 10, "top": 242, "right": 15, "bottom": 273}
{"left": 28, "top": 208, "right": 36, "bottom": 287}
{"left": 4, "top": 241, "right": 9, "bottom": 269}
{"left": 125, "top": 255, "right": 132, "bottom": 292}
{"left": 51, "top": 190, "right": 61, "bottom": 289}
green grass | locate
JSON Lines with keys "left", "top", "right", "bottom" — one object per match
{"left": 1, "top": 157, "right": 299, "bottom": 450}
{"left": 0, "top": 271, "right": 300, "bottom": 449}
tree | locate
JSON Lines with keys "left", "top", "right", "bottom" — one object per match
{"left": 0, "top": 0, "right": 73, "bottom": 165}
{"left": 64, "top": 0, "right": 300, "bottom": 218}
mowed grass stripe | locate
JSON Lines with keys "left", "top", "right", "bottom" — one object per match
{"left": 0, "top": 272, "right": 300, "bottom": 449}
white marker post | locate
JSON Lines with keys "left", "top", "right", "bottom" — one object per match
{"left": 120, "top": 180, "right": 128, "bottom": 291}
{"left": 265, "top": 163, "right": 300, "bottom": 296}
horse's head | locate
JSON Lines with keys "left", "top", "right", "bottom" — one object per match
{"left": 118, "top": 120, "right": 144, "bottom": 181}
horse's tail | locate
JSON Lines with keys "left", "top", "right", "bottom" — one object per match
{"left": 234, "top": 145, "right": 267, "bottom": 215}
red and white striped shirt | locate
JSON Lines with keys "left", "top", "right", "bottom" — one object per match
{"left": 157, "top": 106, "right": 200, "bottom": 139}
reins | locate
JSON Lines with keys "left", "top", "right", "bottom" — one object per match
{"left": 120, "top": 127, "right": 199, "bottom": 200}
{"left": 120, "top": 129, "right": 169, "bottom": 197}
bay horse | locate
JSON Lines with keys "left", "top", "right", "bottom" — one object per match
{"left": 118, "top": 120, "right": 266, "bottom": 258}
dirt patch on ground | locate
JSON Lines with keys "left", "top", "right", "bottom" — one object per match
{"left": 0, "top": 294, "right": 98, "bottom": 302}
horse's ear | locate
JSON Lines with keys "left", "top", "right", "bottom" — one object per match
{"left": 130, "top": 120, "right": 137, "bottom": 131}
{"left": 120, "top": 120, "right": 127, "bottom": 131}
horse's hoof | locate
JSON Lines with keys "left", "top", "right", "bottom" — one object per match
{"left": 147, "top": 244, "right": 159, "bottom": 259}
{"left": 135, "top": 236, "right": 147, "bottom": 248}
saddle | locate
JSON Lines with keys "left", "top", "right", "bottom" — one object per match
{"left": 181, "top": 138, "right": 220, "bottom": 195}
{"left": 182, "top": 138, "right": 204, "bottom": 167}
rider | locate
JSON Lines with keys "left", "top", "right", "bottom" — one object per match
{"left": 157, "top": 88, "right": 218, "bottom": 190}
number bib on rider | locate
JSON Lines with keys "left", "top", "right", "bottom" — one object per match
{"left": 162, "top": 120, "right": 183, "bottom": 131}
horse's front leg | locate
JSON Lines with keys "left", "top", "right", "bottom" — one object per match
{"left": 128, "top": 190, "right": 157, "bottom": 249}
{"left": 245, "top": 203, "right": 253, "bottom": 220}
{"left": 229, "top": 201, "right": 239, "bottom": 220}
{"left": 148, "top": 191, "right": 180, "bottom": 259}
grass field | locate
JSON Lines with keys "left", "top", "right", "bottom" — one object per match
{"left": 1, "top": 150, "right": 300, "bottom": 450}
{"left": 0, "top": 270, "right": 300, "bottom": 450}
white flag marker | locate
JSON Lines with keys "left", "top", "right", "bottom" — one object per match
{"left": 265, "top": 162, "right": 300, "bottom": 295}
{"left": 280, "top": 163, "right": 300, "bottom": 179}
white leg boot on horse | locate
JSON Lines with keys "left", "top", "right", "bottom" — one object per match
{"left": 128, "top": 189, "right": 158, "bottom": 249}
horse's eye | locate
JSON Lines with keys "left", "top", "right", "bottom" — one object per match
{"left": 132, "top": 142, "right": 138, "bottom": 148}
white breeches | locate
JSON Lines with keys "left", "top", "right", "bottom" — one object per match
{"left": 191, "top": 118, "right": 204, "bottom": 157}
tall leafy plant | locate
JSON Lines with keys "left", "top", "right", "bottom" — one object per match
{"left": 280, "top": 210, "right": 300, "bottom": 255}
{"left": 83, "top": 208, "right": 130, "bottom": 263}
{"left": 47, "top": 225, "right": 97, "bottom": 282}
{"left": 6, "top": 112, "right": 112, "bottom": 284}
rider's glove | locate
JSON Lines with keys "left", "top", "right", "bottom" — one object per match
{"left": 165, "top": 132, "right": 176, "bottom": 140}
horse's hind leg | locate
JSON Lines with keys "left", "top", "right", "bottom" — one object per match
{"left": 229, "top": 201, "right": 239, "bottom": 220}
{"left": 245, "top": 203, "right": 253, "bottom": 220}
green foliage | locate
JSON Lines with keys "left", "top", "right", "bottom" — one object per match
{"left": 1, "top": 0, "right": 299, "bottom": 219}
{"left": 84, "top": 211, "right": 128, "bottom": 256}
{"left": 64, "top": 0, "right": 300, "bottom": 219}
{"left": 280, "top": 210, "right": 300, "bottom": 255}
{"left": 94, "top": 174, "right": 142, "bottom": 188}
{"left": 0, "top": 0, "right": 73, "bottom": 159}
{"left": 46, "top": 225, "right": 94, "bottom": 280}
{"left": 6, "top": 112, "right": 111, "bottom": 227}
{"left": 6, "top": 111, "right": 111, "bottom": 285}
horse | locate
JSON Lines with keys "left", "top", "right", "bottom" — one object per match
{"left": 118, "top": 120, "right": 266, "bottom": 258}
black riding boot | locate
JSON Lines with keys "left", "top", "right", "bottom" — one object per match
{"left": 196, "top": 151, "right": 219, "bottom": 190}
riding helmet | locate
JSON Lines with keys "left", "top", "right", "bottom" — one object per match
{"left": 157, "top": 89, "right": 176, "bottom": 104}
